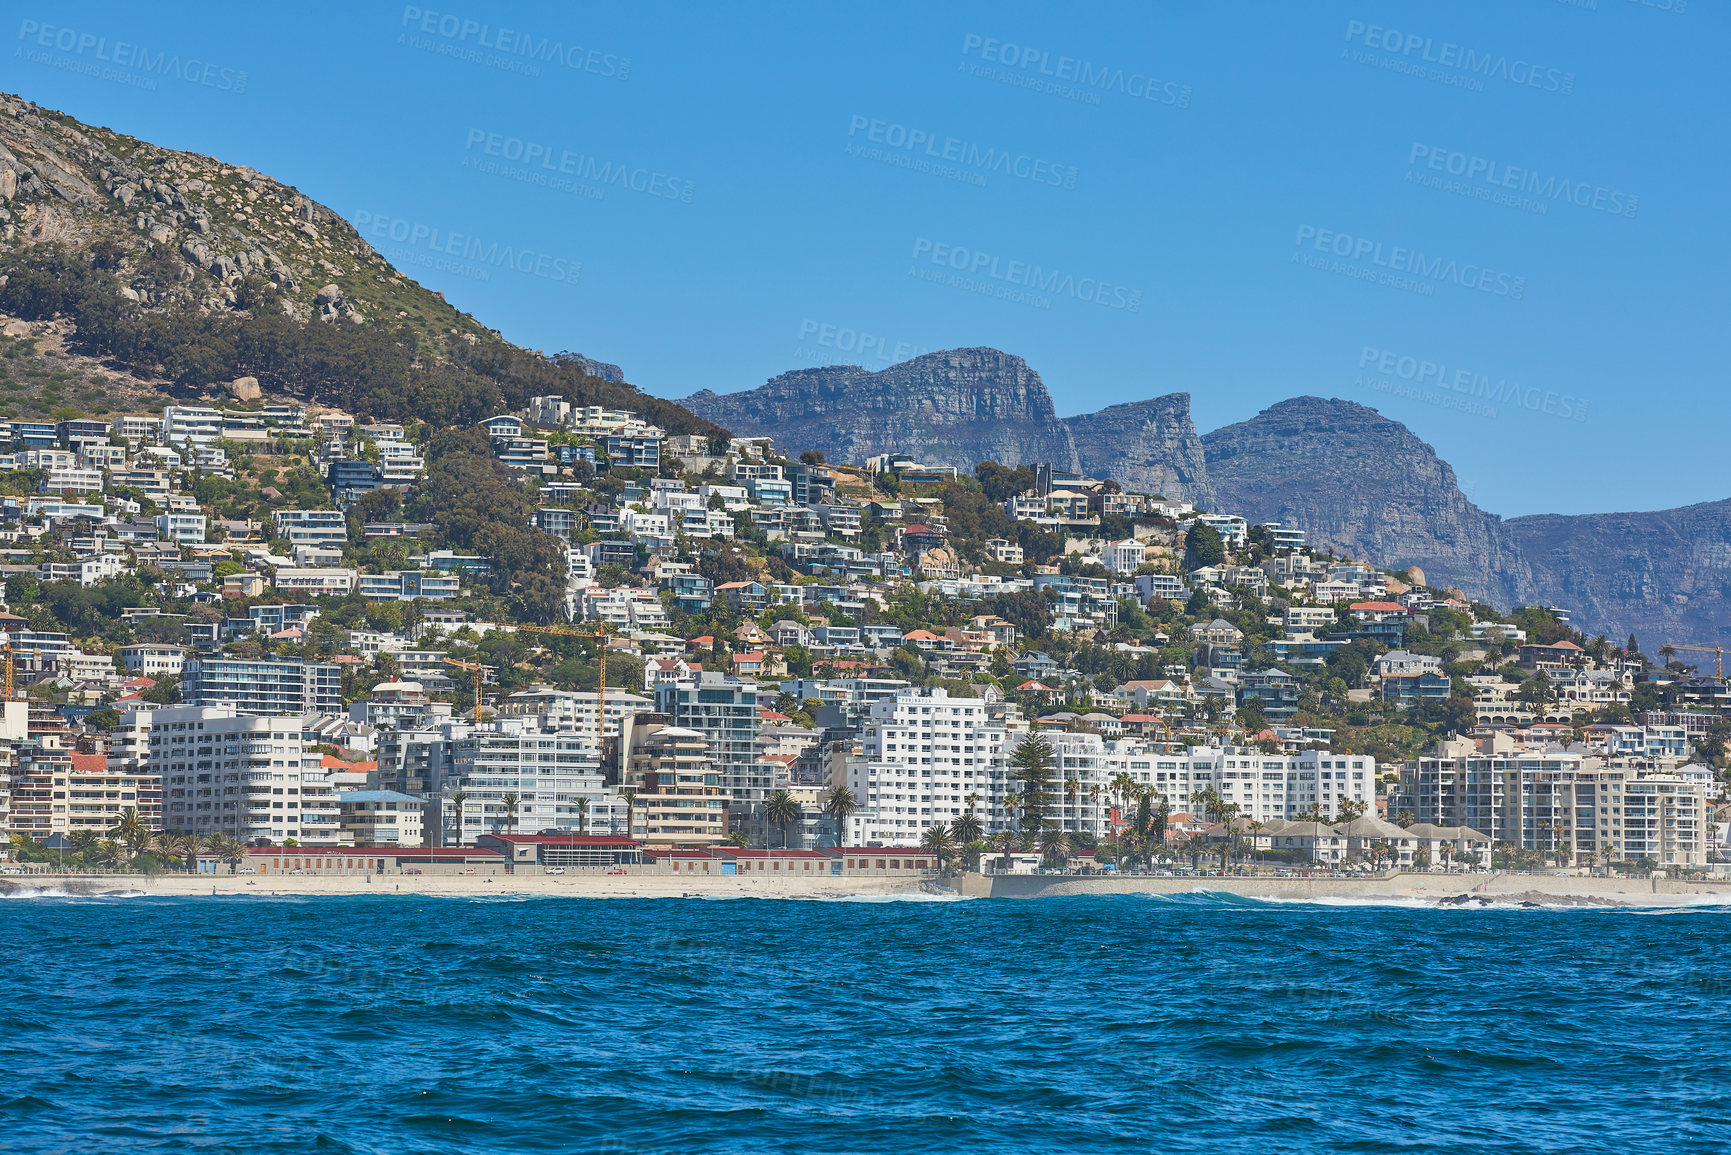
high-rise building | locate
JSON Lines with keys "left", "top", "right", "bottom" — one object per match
{"left": 625, "top": 723, "right": 727, "bottom": 847}
{"left": 181, "top": 657, "right": 343, "bottom": 715}
{"left": 656, "top": 674, "right": 761, "bottom": 820}
{"left": 112, "top": 705, "right": 332, "bottom": 844}
{"left": 444, "top": 717, "right": 622, "bottom": 845}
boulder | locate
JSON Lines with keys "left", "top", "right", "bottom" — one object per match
{"left": 226, "top": 376, "right": 261, "bottom": 401}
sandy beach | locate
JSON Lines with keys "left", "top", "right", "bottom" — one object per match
{"left": 7, "top": 869, "right": 1731, "bottom": 906}
{"left": 0, "top": 870, "right": 943, "bottom": 901}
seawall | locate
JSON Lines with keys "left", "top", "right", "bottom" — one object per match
{"left": 959, "top": 871, "right": 1731, "bottom": 906}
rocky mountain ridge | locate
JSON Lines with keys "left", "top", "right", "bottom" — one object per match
{"left": 682, "top": 348, "right": 1217, "bottom": 506}
{"left": 689, "top": 356, "right": 1728, "bottom": 645}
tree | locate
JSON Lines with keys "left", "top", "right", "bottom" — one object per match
{"left": 576, "top": 796, "right": 590, "bottom": 836}
{"left": 921, "top": 824, "right": 956, "bottom": 873}
{"left": 952, "top": 812, "right": 983, "bottom": 846}
{"left": 445, "top": 789, "right": 468, "bottom": 846}
{"left": 1184, "top": 521, "right": 1225, "bottom": 570}
{"left": 621, "top": 787, "right": 638, "bottom": 839}
{"left": 823, "top": 785, "right": 858, "bottom": 843}
{"left": 1009, "top": 735, "right": 1056, "bottom": 836}
{"left": 765, "top": 789, "right": 802, "bottom": 848}
{"left": 501, "top": 793, "right": 520, "bottom": 834}
{"left": 108, "top": 808, "right": 150, "bottom": 866}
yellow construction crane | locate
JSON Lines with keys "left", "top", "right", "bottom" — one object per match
{"left": 515, "top": 622, "right": 614, "bottom": 760}
{"left": 1665, "top": 643, "right": 1728, "bottom": 679}
{"left": 441, "top": 658, "right": 490, "bottom": 724}
{"left": 0, "top": 635, "right": 12, "bottom": 702}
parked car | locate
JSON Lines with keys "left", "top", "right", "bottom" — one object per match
{"left": 403, "top": 868, "right": 422, "bottom": 875}
{"left": 545, "top": 867, "right": 566, "bottom": 875}
{"left": 607, "top": 868, "right": 627, "bottom": 875}
{"left": 237, "top": 866, "right": 256, "bottom": 875}
{"left": 289, "top": 868, "right": 305, "bottom": 875}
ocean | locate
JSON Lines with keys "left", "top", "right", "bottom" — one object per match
{"left": 2, "top": 892, "right": 1726, "bottom": 1153}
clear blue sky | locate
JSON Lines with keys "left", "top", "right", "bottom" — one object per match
{"left": 10, "top": 0, "right": 1724, "bottom": 518}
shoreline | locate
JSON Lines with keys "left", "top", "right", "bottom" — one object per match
{"left": 963, "top": 870, "right": 1731, "bottom": 907}
{"left": 5, "top": 870, "right": 1731, "bottom": 907}
{"left": 0, "top": 871, "right": 942, "bottom": 901}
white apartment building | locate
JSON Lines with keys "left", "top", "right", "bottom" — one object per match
{"left": 42, "top": 468, "right": 105, "bottom": 495}
{"left": 162, "top": 405, "right": 225, "bottom": 445}
{"left": 119, "top": 644, "right": 187, "bottom": 678}
{"left": 842, "top": 688, "right": 1010, "bottom": 845}
{"left": 1404, "top": 742, "right": 1710, "bottom": 868}
{"left": 444, "top": 716, "right": 624, "bottom": 844}
{"left": 155, "top": 511, "right": 207, "bottom": 544}
{"left": 113, "top": 705, "right": 336, "bottom": 845}
{"left": 497, "top": 687, "right": 654, "bottom": 744}
{"left": 271, "top": 509, "right": 349, "bottom": 548}
{"left": 1103, "top": 538, "right": 1148, "bottom": 575}
{"left": 274, "top": 567, "right": 358, "bottom": 595}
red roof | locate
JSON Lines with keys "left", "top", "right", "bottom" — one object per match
{"left": 244, "top": 846, "right": 503, "bottom": 858}
{"left": 322, "top": 755, "right": 378, "bottom": 771}
{"left": 1349, "top": 601, "right": 1406, "bottom": 613}
{"left": 713, "top": 848, "right": 831, "bottom": 859}
{"left": 70, "top": 752, "right": 108, "bottom": 772}
{"left": 482, "top": 833, "right": 641, "bottom": 846}
{"left": 831, "top": 846, "right": 929, "bottom": 856}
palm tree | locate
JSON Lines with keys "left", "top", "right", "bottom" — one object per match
{"left": 575, "top": 796, "right": 590, "bottom": 836}
{"left": 921, "top": 824, "right": 956, "bottom": 873}
{"left": 209, "top": 834, "right": 245, "bottom": 874}
{"left": 174, "top": 831, "right": 206, "bottom": 873}
{"left": 620, "top": 787, "right": 638, "bottom": 838}
{"left": 108, "top": 808, "right": 149, "bottom": 867}
{"left": 989, "top": 830, "right": 1018, "bottom": 872}
{"left": 765, "top": 789, "right": 802, "bottom": 848}
{"left": 822, "top": 785, "right": 858, "bottom": 845}
{"left": 724, "top": 830, "right": 750, "bottom": 849}
{"left": 501, "top": 793, "right": 521, "bottom": 834}
{"left": 444, "top": 788, "right": 468, "bottom": 846}
{"left": 1039, "top": 828, "right": 1069, "bottom": 866}
{"left": 951, "top": 812, "right": 983, "bottom": 846}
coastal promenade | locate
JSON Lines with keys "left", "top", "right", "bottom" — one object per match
{"left": 961, "top": 870, "right": 1731, "bottom": 906}
{"left": 1, "top": 870, "right": 936, "bottom": 901}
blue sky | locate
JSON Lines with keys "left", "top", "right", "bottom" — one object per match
{"left": 9, "top": 0, "right": 1724, "bottom": 518}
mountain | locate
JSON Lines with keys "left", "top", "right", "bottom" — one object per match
{"left": 684, "top": 348, "right": 1220, "bottom": 506}
{"left": 0, "top": 91, "right": 709, "bottom": 435}
{"left": 1065, "top": 395, "right": 1216, "bottom": 510}
{"left": 1509, "top": 500, "right": 1731, "bottom": 650}
{"left": 683, "top": 348, "right": 1082, "bottom": 474}
{"left": 1200, "top": 397, "right": 1533, "bottom": 607}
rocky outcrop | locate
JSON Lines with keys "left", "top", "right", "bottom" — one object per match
{"left": 1201, "top": 397, "right": 1534, "bottom": 607}
{"left": 553, "top": 351, "right": 624, "bottom": 383}
{"left": 683, "top": 348, "right": 1082, "bottom": 472}
{"left": 1508, "top": 499, "right": 1731, "bottom": 648}
{"left": 1066, "top": 394, "right": 1215, "bottom": 508}
{"left": 0, "top": 90, "right": 465, "bottom": 337}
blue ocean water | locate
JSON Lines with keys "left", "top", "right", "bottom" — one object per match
{"left": 2, "top": 892, "right": 1728, "bottom": 1154}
